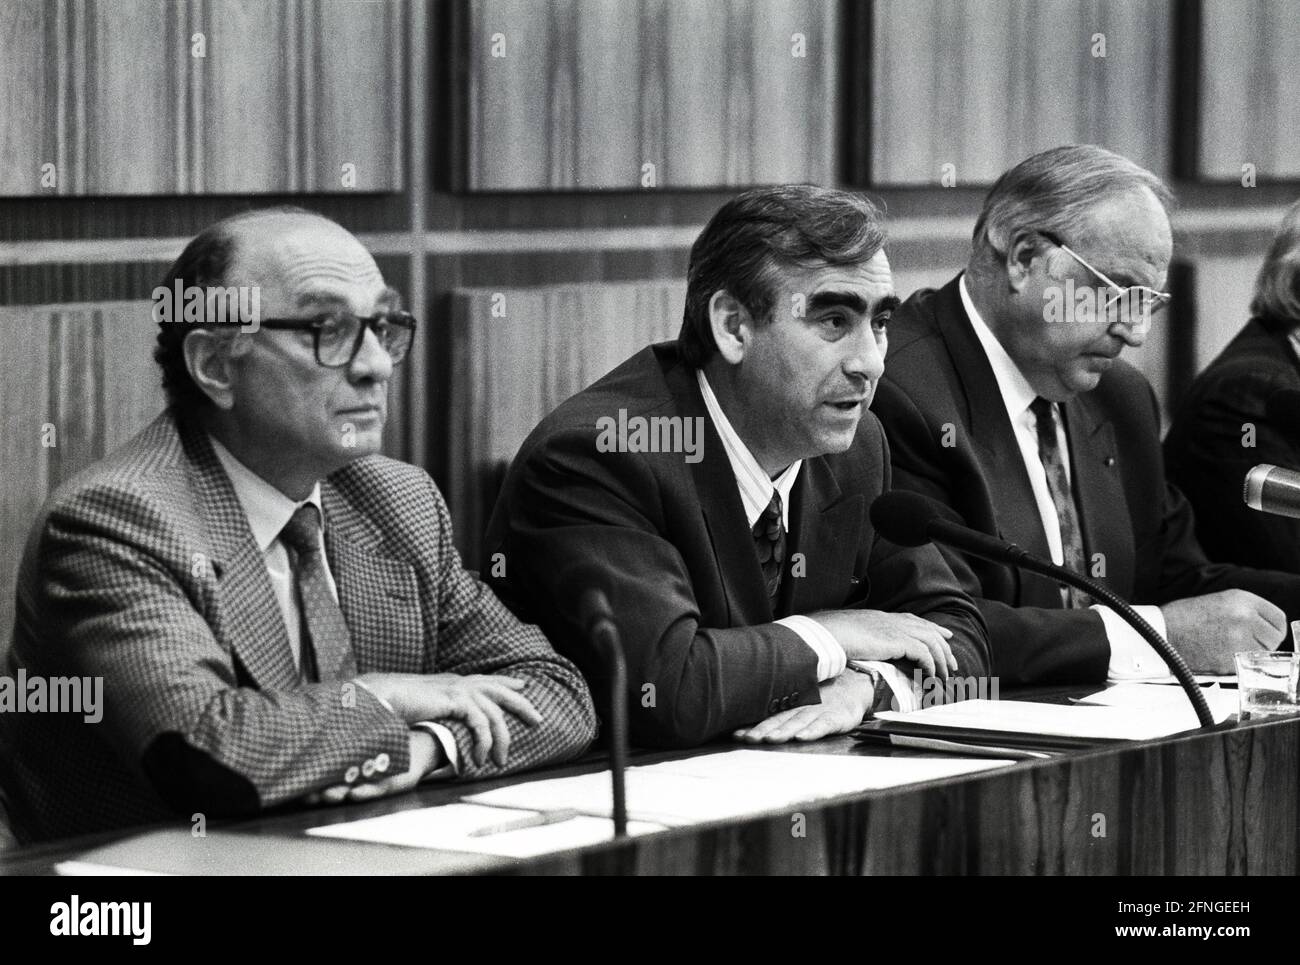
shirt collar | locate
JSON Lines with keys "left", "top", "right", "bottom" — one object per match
{"left": 960, "top": 273, "right": 1040, "bottom": 422}
{"left": 208, "top": 434, "right": 325, "bottom": 553}
{"left": 696, "top": 369, "right": 801, "bottom": 529}
{"left": 1287, "top": 328, "right": 1300, "bottom": 367}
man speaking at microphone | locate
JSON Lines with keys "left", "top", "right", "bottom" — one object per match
{"left": 484, "top": 185, "right": 990, "bottom": 749}
{"left": 872, "top": 145, "right": 1300, "bottom": 686}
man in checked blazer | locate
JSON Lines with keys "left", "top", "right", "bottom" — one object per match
{"left": 0, "top": 209, "right": 596, "bottom": 843}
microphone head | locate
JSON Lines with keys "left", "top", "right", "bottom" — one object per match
{"left": 869, "top": 490, "right": 948, "bottom": 547}
{"left": 1243, "top": 464, "right": 1277, "bottom": 510}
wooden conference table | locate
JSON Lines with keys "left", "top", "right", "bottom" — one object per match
{"left": 3, "top": 695, "right": 1297, "bottom": 875}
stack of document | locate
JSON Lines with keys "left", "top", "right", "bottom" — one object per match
{"left": 858, "top": 686, "right": 1236, "bottom": 756}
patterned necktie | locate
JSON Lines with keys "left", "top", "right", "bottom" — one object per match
{"left": 752, "top": 491, "right": 787, "bottom": 613}
{"left": 279, "top": 504, "right": 356, "bottom": 681}
{"left": 1029, "top": 397, "right": 1091, "bottom": 608}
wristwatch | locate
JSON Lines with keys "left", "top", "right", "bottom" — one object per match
{"left": 845, "top": 662, "right": 895, "bottom": 718}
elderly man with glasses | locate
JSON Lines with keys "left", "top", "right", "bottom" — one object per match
{"left": 871, "top": 145, "right": 1300, "bottom": 686}
{"left": 0, "top": 208, "right": 596, "bottom": 843}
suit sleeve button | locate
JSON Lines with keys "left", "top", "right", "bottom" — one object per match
{"left": 344, "top": 765, "right": 361, "bottom": 784}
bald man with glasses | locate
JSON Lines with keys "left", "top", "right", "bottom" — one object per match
{"left": 0, "top": 208, "right": 595, "bottom": 843}
{"left": 871, "top": 145, "right": 1300, "bottom": 686}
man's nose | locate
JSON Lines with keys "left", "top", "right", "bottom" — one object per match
{"left": 348, "top": 325, "right": 394, "bottom": 381}
{"left": 1111, "top": 311, "right": 1149, "bottom": 349}
{"left": 844, "top": 328, "right": 886, "bottom": 382}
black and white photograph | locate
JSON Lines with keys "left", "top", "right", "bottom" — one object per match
{"left": 0, "top": 0, "right": 1294, "bottom": 924}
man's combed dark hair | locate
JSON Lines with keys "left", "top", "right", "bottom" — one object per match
{"left": 678, "top": 185, "right": 887, "bottom": 367}
{"left": 153, "top": 205, "right": 314, "bottom": 417}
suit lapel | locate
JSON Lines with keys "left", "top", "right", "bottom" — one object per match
{"left": 322, "top": 477, "right": 423, "bottom": 674}
{"left": 178, "top": 421, "right": 300, "bottom": 690}
{"left": 785, "top": 458, "right": 863, "bottom": 615}
{"left": 1063, "top": 395, "right": 1135, "bottom": 598}
{"left": 934, "top": 280, "right": 1056, "bottom": 577}
{"left": 663, "top": 358, "right": 776, "bottom": 625}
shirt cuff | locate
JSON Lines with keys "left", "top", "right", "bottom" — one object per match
{"left": 411, "top": 721, "right": 461, "bottom": 779}
{"left": 852, "top": 660, "right": 920, "bottom": 713}
{"left": 1095, "top": 604, "right": 1171, "bottom": 681}
{"left": 776, "top": 615, "right": 847, "bottom": 681}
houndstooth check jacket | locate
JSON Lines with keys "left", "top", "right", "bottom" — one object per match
{"left": 0, "top": 412, "right": 596, "bottom": 842}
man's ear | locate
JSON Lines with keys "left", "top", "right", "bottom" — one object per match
{"left": 183, "top": 330, "right": 240, "bottom": 411}
{"left": 707, "top": 290, "right": 753, "bottom": 366}
{"left": 1004, "top": 228, "right": 1042, "bottom": 293}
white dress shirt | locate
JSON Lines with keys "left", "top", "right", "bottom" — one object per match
{"left": 696, "top": 370, "right": 918, "bottom": 710}
{"left": 209, "top": 436, "right": 459, "bottom": 775}
{"left": 958, "top": 275, "right": 1170, "bottom": 679}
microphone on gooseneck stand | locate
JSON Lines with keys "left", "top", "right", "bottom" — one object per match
{"left": 1239, "top": 390, "right": 1300, "bottom": 518}
{"left": 868, "top": 490, "right": 1217, "bottom": 729}
{"left": 558, "top": 561, "right": 628, "bottom": 837}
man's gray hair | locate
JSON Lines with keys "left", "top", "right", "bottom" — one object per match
{"left": 972, "top": 145, "right": 1174, "bottom": 256}
{"left": 1251, "top": 199, "right": 1300, "bottom": 330}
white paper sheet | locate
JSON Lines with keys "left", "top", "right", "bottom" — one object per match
{"left": 307, "top": 802, "right": 663, "bottom": 858}
{"left": 55, "top": 861, "right": 173, "bottom": 876}
{"left": 463, "top": 750, "right": 1013, "bottom": 826}
{"left": 874, "top": 696, "right": 1224, "bottom": 740}
{"left": 1113, "top": 674, "right": 1236, "bottom": 686}
{"left": 1075, "top": 682, "right": 1237, "bottom": 724}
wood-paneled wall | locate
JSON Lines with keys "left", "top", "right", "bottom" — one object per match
{"left": 0, "top": 0, "right": 404, "bottom": 196}
{"left": 1199, "top": 0, "right": 1300, "bottom": 181}
{"left": 465, "top": 0, "right": 838, "bottom": 190}
{"left": 0, "top": 302, "right": 164, "bottom": 650}
{"left": 446, "top": 280, "right": 682, "bottom": 561}
{"left": 869, "top": 0, "right": 1174, "bottom": 185}
{"left": 2, "top": 0, "right": 1297, "bottom": 646}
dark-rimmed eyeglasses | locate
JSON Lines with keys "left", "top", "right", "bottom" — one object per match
{"left": 258, "top": 310, "right": 417, "bottom": 368}
{"left": 1037, "top": 230, "right": 1171, "bottom": 327}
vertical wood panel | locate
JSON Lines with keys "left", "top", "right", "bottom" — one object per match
{"left": 0, "top": 302, "right": 163, "bottom": 659}
{"left": 0, "top": 1, "right": 58, "bottom": 196}
{"left": 1199, "top": 0, "right": 1300, "bottom": 180}
{"left": 0, "top": 0, "right": 403, "bottom": 196}
{"left": 1192, "top": 254, "right": 1257, "bottom": 371}
{"left": 467, "top": 0, "right": 838, "bottom": 190}
{"left": 310, "top": 0, "right": 406, "bottom": 192}
{"left": 82, "top": 0, "right": 183, "bottom": 193}
{"left": 199, "top": 0, "right": 296, "bottom": 192}
{"left": 870, "top": 0, "right": 1173, "bottom": 186}
{"left": 446, "top": 280, "right": 682, "bottom": 560}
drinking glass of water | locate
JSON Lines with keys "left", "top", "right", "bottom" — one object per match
{"left": 1234, "top": 650, "right": 1300, "bottom": 721}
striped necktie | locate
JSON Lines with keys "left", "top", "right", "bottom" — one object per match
{"left": 279, "top": 504, "right": 356, "bottom": 681}
{"left": 752, "top": 491, "right": 787, "bottom": 613}
{"left": 1029, "top": 397, "right": 1091, "bottom": 608}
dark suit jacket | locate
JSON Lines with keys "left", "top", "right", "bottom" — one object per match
{"left": 1165, "top": 318, "right": 1300, "bottom": 573}
{"left": 873, "top": 276, "right": 1300, "bottom": 685}
{"left": 1, "top": 413, "right": 595, "bottom": 842}
{"left": 483, "top": 341, "right": 990, "bottom": 749}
